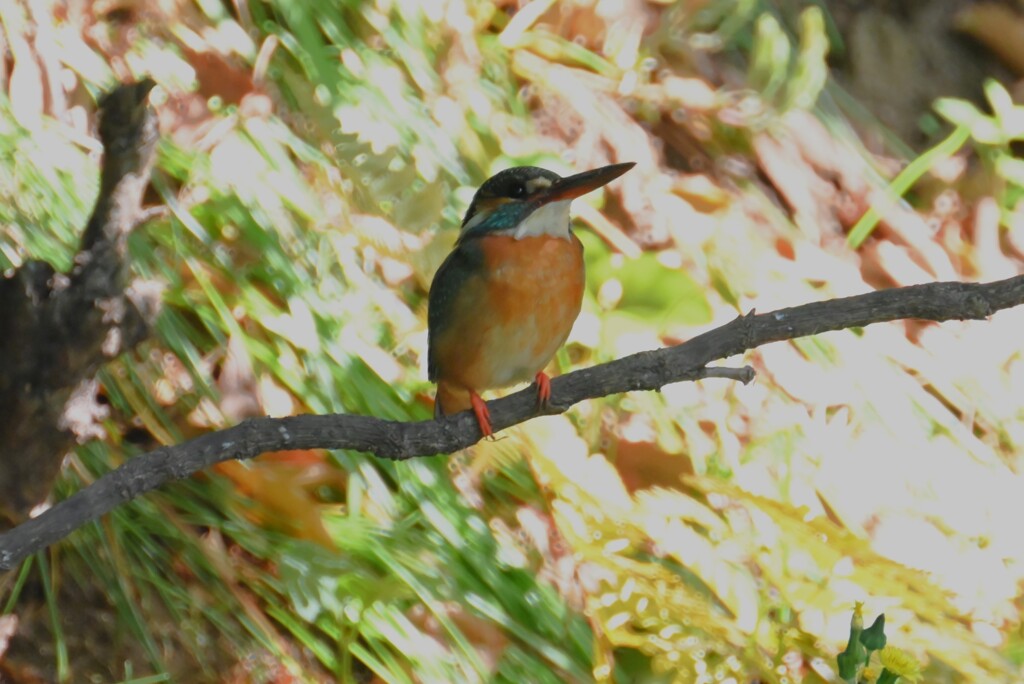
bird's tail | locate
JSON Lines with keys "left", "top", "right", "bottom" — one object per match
{"left": 434, "top": 381, "right": 472, "bottom": 417}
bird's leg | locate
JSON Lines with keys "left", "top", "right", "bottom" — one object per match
{"left": 469, "top": 390, "right": 493, "bottom": 438}
{"left": 534, "top": 371, "right": 552, "bottom": 412}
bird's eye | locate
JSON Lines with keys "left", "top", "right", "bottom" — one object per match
{"left": 511, "top": 183, "right": 527, "bottom": 198}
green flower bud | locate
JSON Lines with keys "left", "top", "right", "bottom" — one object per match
{"left": 860, "top": 613, "right": 887, "bottom": 651}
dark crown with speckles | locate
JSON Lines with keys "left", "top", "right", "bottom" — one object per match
{"left": 461, "top": 166, "right": 561, "bottom": 227}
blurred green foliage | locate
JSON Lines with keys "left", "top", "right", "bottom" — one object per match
{"left": 1, "top": 1, "right": 1022, "bottom": 683}
{"left": 937, "top": 79, "right": 1024, "bottom": 212}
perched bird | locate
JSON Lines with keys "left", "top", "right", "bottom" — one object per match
{"left": 428, "top": 162, "right": 635, "bottom": 437}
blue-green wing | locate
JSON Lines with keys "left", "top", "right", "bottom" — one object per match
{"left": 427, "top": 238, "right": 484, "bottom": 382}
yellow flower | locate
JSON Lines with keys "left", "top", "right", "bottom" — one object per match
{"left": 879, "top": 646, "right": 922, "bottom": 682}
{"left": 861, "top": 665, "right": 879, "bottom": 682}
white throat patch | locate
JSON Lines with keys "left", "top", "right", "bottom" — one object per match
{"left": 513, "top": 199, "right": 572, "bottom": 240}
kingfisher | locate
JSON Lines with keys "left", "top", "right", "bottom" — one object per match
{"left": 427, "top": 161, "right": 635, "bottom": 437}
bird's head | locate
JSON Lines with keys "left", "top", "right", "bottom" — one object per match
{"left": 459, "top": 162, "right": 635, "bottom": 241}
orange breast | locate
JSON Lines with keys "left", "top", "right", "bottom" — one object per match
{"left": 431, "top": 234, "right": 585, "bottom": 395}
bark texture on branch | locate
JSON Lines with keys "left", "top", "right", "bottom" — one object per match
{"left": 0, "top": 273, "right": 1022, "bottom": 570}
{"left": 0, "top": 80, "right": 159, "bottom": 521}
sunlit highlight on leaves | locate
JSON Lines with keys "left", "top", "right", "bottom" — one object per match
{"left": 0, "top": 0, "right": 1022, "bottom": 681}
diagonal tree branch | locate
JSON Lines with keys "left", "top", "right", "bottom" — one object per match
{"left": 0, "top": 274, "right": 1022, "bottom": 570}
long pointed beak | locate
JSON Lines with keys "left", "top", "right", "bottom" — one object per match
{"left": 540, "top": 162, "right": 636, "bottom": 203}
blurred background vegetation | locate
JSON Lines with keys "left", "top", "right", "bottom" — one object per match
{"left": 1, "top": 0, "right": 1024, "bottom": 682}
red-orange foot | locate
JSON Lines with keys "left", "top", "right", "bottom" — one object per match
{"left": 469, "top": 390, "right": 493, "bottom": 438}
{"left": 535, "top": 371, "right": 552, "bottom": 412}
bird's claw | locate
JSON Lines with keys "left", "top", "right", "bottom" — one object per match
{"left": 536, "top": 370, "right": 561, "bottom": 413}
{"left": 469, "top": 390, "right": 494, "bottom": 438}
